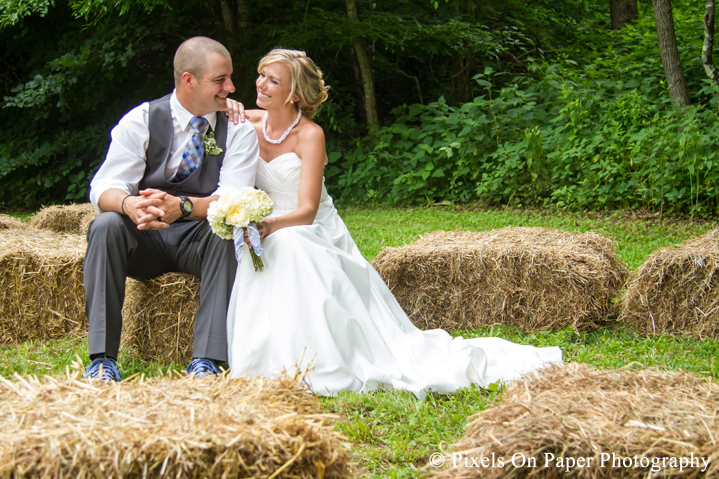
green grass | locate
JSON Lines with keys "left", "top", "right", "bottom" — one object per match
{"left": 1, "top": 205, "right": 716, "bottom": 477}
{"left": 0, "top": 210, "right": 33, "bottom": 222}
{"left": 0, "top": 336, "right": 184, "bottom": 379}
{"left": 342, "top": 205, "right": 714, "bottom": 269}
{"left": 321, "top": 326, "right": 719, "bottom": 477}
{"left": 324, "top": 386, "right": 503, "bottom": 478}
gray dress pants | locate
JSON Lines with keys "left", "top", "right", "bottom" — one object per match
{"left": 84, "top": 212, "right": 237, "bottom": 362}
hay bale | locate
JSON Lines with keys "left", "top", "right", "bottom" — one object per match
{"left": 622, "top": 229, "right": 719, "bottom": 339}
{"left": 0, "top": 367, "right": 352, "bottom": 478}
{"left": 0, "top": 214, "right": 26, "bottom": 230}
{"left": 372, "top": 228, "right": 628, "bottom": 332}
{"left": 29, "top": 203, "right": 98, "bottom": 234}
{"left": 121, "top": 272, "right": 200, "bottom": 364}
{"left": 0, "top": 228, "right": 87, "bottom": 344}
{"left": 432, "top": 362, "right": 719, "bottom": 478}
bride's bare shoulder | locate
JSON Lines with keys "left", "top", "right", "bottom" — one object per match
{"left": 298, "top": 118, "right": 325, "bottom": 144}
{"left": 245, "top": 109, "right": 264, "bottom": 125}
{"left": 296, "top": 119, "right": 327, "bottom": 165}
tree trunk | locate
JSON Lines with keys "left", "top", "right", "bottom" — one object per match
{"left": 237, "top": 0, "right": 249, "bottom": 29}
{"left": 219, "top": 0, "right": 240, "bottom": 59}
{"left": 450, "top": 1, "right": 471, "bottom": 103}
{"left": 220, "top": 0, "right": 235, "bottom": 34}
{"left": 653, "top": 0, "right": 690, "bottom": 105}
{"left": 451, "top": 51, "right": 471, "bottom": 103}
{"left": 610, "top": 0, "right": 638, "bottom": 30}
{"left": 703, "top": 0, "right": 719, "bottom": 86}
{"left": 345, "top": 0, "right": 380, "bottom": 131}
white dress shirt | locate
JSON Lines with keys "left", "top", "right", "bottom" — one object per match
{"left": 89, "top": 90, "right": 258, "bottom": 210}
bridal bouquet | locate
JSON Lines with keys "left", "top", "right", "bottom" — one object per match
{"left": 208, "top": 187, "right": 274, "bottom": 271}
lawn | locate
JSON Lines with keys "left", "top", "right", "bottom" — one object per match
{"left": 1, "top": 205, "right": 717, "bottom": 478}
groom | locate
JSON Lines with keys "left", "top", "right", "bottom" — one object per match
{"left": 84, "top": 36, "right": 259, "bottom": 381}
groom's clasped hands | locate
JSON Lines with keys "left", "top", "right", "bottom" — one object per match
{"left": 126, "top": 188, "right": 181, "bottom": 230}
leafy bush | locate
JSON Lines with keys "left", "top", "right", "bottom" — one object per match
{"left": 326, "top": 2, "right": 719, "bottom": 216}
{"left": 0, "top": 0, "right": 608, "bottom": 208}
{"left": 328, "top": 68, "right": 719, "bottom": 215}
{"left": 0, "top": 2, "right": 175, "bottom": 207}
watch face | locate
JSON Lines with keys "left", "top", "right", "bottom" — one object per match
{"left": 181, "top": 197, "right": 193, "bottom": 215}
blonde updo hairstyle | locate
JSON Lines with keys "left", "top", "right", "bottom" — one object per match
{"left": 258, "top": 48, "right": 329, "bottom": 119}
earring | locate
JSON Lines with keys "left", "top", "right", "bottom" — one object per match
{"left": 290, "top": 100, "right": 294, "bottom": 104}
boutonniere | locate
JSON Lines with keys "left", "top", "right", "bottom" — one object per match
{"left": 204, "top": 132, "right": 223, "bottom": 155}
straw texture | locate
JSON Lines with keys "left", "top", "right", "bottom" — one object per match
{"left": 121, "top": 273, "right": 200, "bottom": 364}
{"left": 622, "top": 229, "right": 719, "bottom": 339}
{"left": 29, "top": 203, "right": 98, "bottom": 234}
{"left": 372, "top": 228, "right": 628, "bottom": 332}
{"left": 0, "top": 214, "right": 26, "bottom": 230}
{"left": 0, "top": 366, "right": 352, "bottom": 478}
{"left": 433, "top": 362, "right": 719, "bottom": 478}
{"left": 0, "top": 228, "right": 87, "bottom": 344}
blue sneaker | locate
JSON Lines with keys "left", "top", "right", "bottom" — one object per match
{"left": 186, "top": 358, "right": 220, "bottom": 379}
{"left": 84, "top": 357, "right": 122, "bottom": 382}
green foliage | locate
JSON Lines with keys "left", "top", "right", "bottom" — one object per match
{"left": 1, "top": 24, "right": 140, "bottom": 205}
{"left": 0, "top": 0, "right": 715, "bottom": 216}
{"left": 327, "top": 3, "right": 719, "bottom": 216}
{"left": 69, "top": 0, "right": 169, "bottom": 22}
{"left": 0, "top": 0, "right": 53, "bottom": 28}
{"left": 0, "top": 1, "right": 189, "bottom": 207}
{"left": 0, "top": 0, "right": 168, "bottom": 29}
{"left": 0, "top": 0, "right": 605, "bottom": 208}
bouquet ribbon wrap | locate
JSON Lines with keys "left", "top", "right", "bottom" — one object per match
{"left": 207, "top": 186, "right": 273, "bottom": 271}
{"left": 233, "top": 224, "right": 263, "bottom": 266}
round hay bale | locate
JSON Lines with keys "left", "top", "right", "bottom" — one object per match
{"left": 432, "top": 362, "right": 719, "bottom": 478}
{"left": 29, "top": 203, "right": 98, "bottom": 234}
{"left": 0, "top": 228, "right": 87, "bottom": 344}
{"left": 121, "top": 272, "right": 200, "bottom": 364}
{"left": 0, "top": 368, "right": 352, "bottom": 478}
{"left": 372, "top": 228, "right": 628, "bottom": 332}
{"left": 622, "top": 229, "right": 719, "bottom": 339}
{"left": 0, "top": 214, "right": 26, "bottom": 230}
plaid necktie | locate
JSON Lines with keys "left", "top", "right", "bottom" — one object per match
{"left": 174, "top": 116, "right": 209, "bottom": 182}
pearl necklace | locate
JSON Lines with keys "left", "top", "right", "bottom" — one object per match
{"left": 263, "top": 110, "right": 302, "bottom": 144}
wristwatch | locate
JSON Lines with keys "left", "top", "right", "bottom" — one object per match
{"left": 179, "top": 196, "right": 193, "bottom": 219}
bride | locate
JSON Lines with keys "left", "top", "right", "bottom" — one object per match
{"left": 226, "top": 49, "right": 562, "bottom": 396}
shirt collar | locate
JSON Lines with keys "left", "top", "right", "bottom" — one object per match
{"left": 170, "top": 89, "right": 218, "bottom": 132}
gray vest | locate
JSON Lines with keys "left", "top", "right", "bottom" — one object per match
{"left": 138, "top": 94, "right": 228, "bottom": 197}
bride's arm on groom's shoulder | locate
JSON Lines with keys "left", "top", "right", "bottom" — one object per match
{"left": 223, "top": 100, "right": 264, "bottom": 126}
{"left": 224, "top": 98, "right": 247, "bottom": 124}
{"left": 257, "top": 122, "right": 326, "bottom": 239}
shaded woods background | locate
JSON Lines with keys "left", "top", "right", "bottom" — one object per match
{"left": 2, "top": 0, "right": 719, "bottom": 216}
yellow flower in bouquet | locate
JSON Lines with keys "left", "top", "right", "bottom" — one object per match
{"left": 208, "top": 187, "right": 274, "bottom": 271}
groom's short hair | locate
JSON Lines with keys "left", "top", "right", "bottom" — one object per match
{"left": 174, "top": 37, "right": 231, "bottom": 85}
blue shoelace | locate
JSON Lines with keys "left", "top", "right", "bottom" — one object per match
{"left": 186, "top": 358, "right": 219, "bottom": 378}
{"left": 84, "top": 358, "right": 122, "bottom": 381}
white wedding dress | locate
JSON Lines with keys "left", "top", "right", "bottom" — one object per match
{"left": 227, "top": 153, "right": 562, "bottom": 396}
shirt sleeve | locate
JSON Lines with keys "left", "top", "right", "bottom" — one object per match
{"left": 214, "top": 120, "right": 259, "bottom": 195}
{"left": 89, "top": 103, "right": 150, "bottom": 211}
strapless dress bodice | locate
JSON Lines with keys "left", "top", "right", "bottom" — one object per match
{"left": 256, "top": 152, "right": 330, "bottom": 213}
